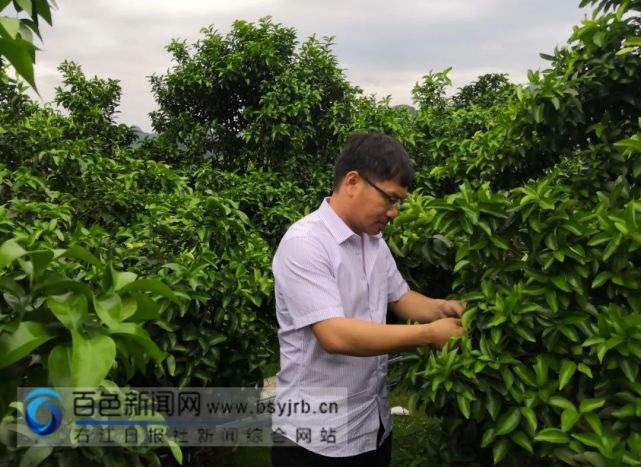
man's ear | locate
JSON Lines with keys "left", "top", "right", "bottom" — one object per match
{"left": 342, "top": 171, "right": 360, "bottom": 192}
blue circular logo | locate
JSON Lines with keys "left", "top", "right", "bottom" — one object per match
{"left": 24, "top": 388, "right": 64, "bottom": 435}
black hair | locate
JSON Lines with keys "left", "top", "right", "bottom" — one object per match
{"left": 333, "top": 132, "right": 415, "bottom": 189}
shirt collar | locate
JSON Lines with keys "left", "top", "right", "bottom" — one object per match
{"left": 318, "top": 197, "right": 382, "bottom": 244}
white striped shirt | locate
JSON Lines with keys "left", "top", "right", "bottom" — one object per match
{"left": 272, "top": 198, "right": 409, "bottom": 456}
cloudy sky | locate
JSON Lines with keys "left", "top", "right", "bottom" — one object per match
{"left": 29, "top": 0, "right": 591, "bottom": 132}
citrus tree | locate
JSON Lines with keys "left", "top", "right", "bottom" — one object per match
{"left": 149, "top": 16, "right": 358, "bottom": 174}
{"left": 388, "top": 0, "right": 641, "bottom": 464}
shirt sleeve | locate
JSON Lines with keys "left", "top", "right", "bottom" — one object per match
{"left": 272, "top": 235, "right": 345, "bottom": 330}
{"left": 381, "top": 241, "right": 410, "bottom": 303}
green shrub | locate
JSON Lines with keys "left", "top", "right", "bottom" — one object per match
{"left": 386, "top": 1, "right": 641, "bottom": 464}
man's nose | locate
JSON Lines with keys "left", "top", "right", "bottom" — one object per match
{"left": 386, "top": 206, "right": 399, "bottom": 219}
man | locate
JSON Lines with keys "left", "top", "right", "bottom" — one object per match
{"left": 271, "top": 132, "right": 465, "bottom": 467}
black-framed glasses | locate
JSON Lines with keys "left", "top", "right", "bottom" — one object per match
{"left": 360, "top": 174, "right": 406, "bottom": 209}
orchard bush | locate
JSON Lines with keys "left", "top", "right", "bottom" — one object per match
{"left": 0, "top": 60, "right": 278, "bottom": 466}
{"left": 387, "top": 0, "right": 641, "bottom": 465}
{"left": 149, "top": 16, "right": 358, "bottom": 172}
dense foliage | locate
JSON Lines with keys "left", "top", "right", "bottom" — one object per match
{"left": 149, "top": 17, "right": 358, "bottom": 175}
{"left": 386, "top": 0, "right": 641, "bottom": 465}
{"left": 1, "top": 0, "right": 640, "bottom": 465}
{"left": 0, "top": 63, "right": 277, "bottom": 466}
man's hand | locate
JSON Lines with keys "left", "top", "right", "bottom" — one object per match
{"left": 426, "top": 317, "right": 464, "bottom": 348}
{"left": 439, "top": 299, "right": 466, "bottom": 319}
{"left": 391, "top": 291, "right": 467, "bottom": 323}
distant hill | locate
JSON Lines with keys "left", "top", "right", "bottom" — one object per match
{"left": 130, "top": 125, "right": 157, "bottom": 146}
{"left": 393, "top": 104, "right": 417, "bottom": 115}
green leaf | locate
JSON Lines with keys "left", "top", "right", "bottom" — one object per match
{"left": 112, "top": 269, "right": 138, "bottom": 292}
{"left": 617, "top": 46, "right": 637, "bottom": 56}
{"left": 545, "top": 289, "right": 559, "bottom": 312}
{"left": 486, "top": 391, "right": 502, "bottom": 420}
{"left": 559, "top": 360, "right": 577, "bottom": 390}
{"left": 453, "top": 259, "right": 469, "bottom": 272}
{"left": 209, "top": 334, "right": 227, "bottom": 346}
{"left": 48, "top": 345, "right": 72, "bottom": 388}
{"left": 549, "top": 396, "right": 575, "bottom": 411}
{"left": 625, "top": 37, "right": 641, "bottom": 47}
{"left": 0, "top": 321, "right": 55, "bottom": 369}
{"left": 582, "top": 452, "right": 609, "bottom": 467}
{"left": 121, "top": 297, "right": 138, "bottom": 321}
{"left": 27, "top": 250, "right": 54, "bottom": 278}
{"left": 481, "top": 428, "right": 496, "bottom": 448}
{"left": 562, "top": 222, "right": 583, "bottom": 236}
{"left": 15, "top": 0, "right": 34, "bottom": 16}
{"left": 19, "top": 446, "right": 53, "bottom": 467}
{"left": 577, "top": 363, "right": 593, "bottom": 378}
{"left": 592, "top": 30, "right": 608, "bottom": 47}
{"left": 520, "top": 407, "right": 538, "bottom": 433}
{"left": 545, "top": 232, "right": 559, "bottom": 250}
{"left": 119, "top": 278, "right": 176, "bottom": 301}
{"left": 34, "top": 0, "right": 53, "bottom": 25}
{"left": 583, "top": 336, "right": 605, "bottom": 347}
{"left": 559, "top": 325, "right": 579, "bottom": 342}
{"left": 490, "top": 235, "right": 509, "bottom": 250}
{"left": 493, "top": 438, "right": 509, "bottom": 464}
{"left": 535, "top": 428, "right": 570, "bottom": 444}
{"left": 93, "top": 293, "right": 123, "bottom": 328}
{"left": 64, "top": 245, "right": 103, "bottom": 269}
{"left": 534, "top": 355, "right": 549, "bottom": 386}
{"left": 488, "top": 313, "right": 507, "bottom": 327}
{"left": 461, "top": 307, "right": 477, "bottom": 330}
{"left": 166, "top": 353, "right": 176, "bottom": 376}
{"left": 551, "top": 275, "right": 572, "bottom": 292}
{"left": 0, "top": 238, "right": 27, "bottom": 269}
{"left": 628, "top": 432, "right": 641, "bottom": 456}
{"left": 511, "top": 430, "right": 533, "bottom": 453}
{"left": 109, "top": 322, "right": 165, "bottom": 363}
{"left": 579, "top": 398, "right": 605, "bottom": 414}
{"left": 35, "top": 278, "right": 93, "bottom": 299}
{"left": 588, "top": 232, "right": 611, "bottom": 246}
{"left": 0, "top": 276, "right": 24, "bottom": 296}
{"left": 612, "top": 404, "right": 635, "bottom": 418}
{"left": 18, "top": 257, "right": 33, "bottom": 279}
{"left": 513, "top": 364, "right": 537, "bottom": 387}
{"left": 591, "top": 272, "right": 611, "bottom": 289}
{"left": 603, "top": 240, "right": 619, "bottom": 261}
{"left": 584, "top": 412, "right": 603, "bottom": 436}
{"left": 0, "top": 37, "right": 36, "bottom": 89}
{"left": 561, "top": 406, "right": 579, "bottom": 432}
{"left": 571, "top": 432, "right": 603, "bottom": 450}
{"left": 622, "top": 453, "right": 641, "bottom": 466}
{"left": 167, "top": 437, "right": 183, "bottom": 465}
{"left": 17, "top": 20, "right": 33, "bottom": 42}
{"left": 513, "top": 324, "right": 536, "bottom": 342}
{"left": 500, "top": 367, "right": 514, "bottom": 390}
{"left": 457, "top": 394, "right": 471, "bottom": 419}
{"left": 130, "top": 293, "right": 161, "bottom": 322}
{"left": 620, "top": 358, "right": 639, "bottom": 382}
{"left": 0, "top": 17, "right": 21, "bottom": 38}
{"left": 47, "top": 293, "right": 88, "bottom": 330}
{"left": 71, "top": 330, "right": 116, "bottom": 387}
{"left": 495, "top": 407, "right": 521, "bottom": 436}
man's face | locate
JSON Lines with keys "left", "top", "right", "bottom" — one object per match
{"left": 352, "top": 175, "right": 407, "bottom": 235}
